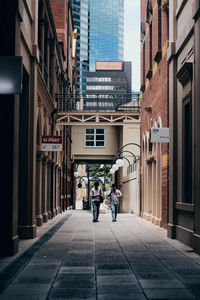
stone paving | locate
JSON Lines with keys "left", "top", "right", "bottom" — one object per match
{"left": 0, "top": 210, "right": 200, "bottom": 300}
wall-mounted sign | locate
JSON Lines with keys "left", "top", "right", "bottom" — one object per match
{"left": 151, "top": 128, "right": 169, "bottom": 143}
{"left": 96, "top": 61, "right": 122, "bottom": 71}
{"left": 0, "top": 56, "right": 23, "bottom": 94}
{"left": 42, "top": 136, "right": 62, "bottom": 151}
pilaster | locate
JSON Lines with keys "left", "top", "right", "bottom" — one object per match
{"left": 35, "top": 150, "right": 43, "bottom": 226}
{"left": 167, "top": 42, "right": 178, "bottom": 239}
{"left": 193, "top": 6, "right": 200, "bottom": 253}
{"left": 47, "top": 159, "right": 52, "bottom": 219}
{"left": 42, "top": 155, "right": 48, "bottom": 222}
{"left": 51, "top": 161, "right": 56, "bottom": 217}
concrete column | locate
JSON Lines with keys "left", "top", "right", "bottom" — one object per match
{"left": 58, "top": 167, "right": 62, "bottom": 213}
{"left": 143, "top": 143, "right": 148, "bottom": 217}
{"left": 155, "top": 143, "right": 161, "bottom": 224}
{"left": 167, "top": 0, "right": 178, "bottom": 239}
{"left": 136, "top": 159, "right": 141, "bottom": 216}
{"left": 47, "top": 159, "right": 52, "bottom": 219}
{"left": 51, "top": 161, "right": 56, "bottom": 217}
{"left": 62, "top": 165, "right": 66, "bottom": 211}
{"left": 152, "top": 160, "right": 156, "bottom": 223}
{"left": 167, "top": 48, "right": 177, "bottom": 238}
{"left": 147, "top": 162, "right": 152, "bottom": 219}
{"left": 55, "top": 164, "right": 61, "bottom": 214}
{"left": 18, "top": 65, "right": 37, "bottom": 239}
{"left": 42, "top": 155, "right": 48, "bottom": 222}
{"left": 35, "top": 151, "right": 43, "bottom": 226}
{"left": 193, "top": 2, "right": 200, "bottom": 253}
{"left": 143, "top": 161, "right": 147, "bottom": 216}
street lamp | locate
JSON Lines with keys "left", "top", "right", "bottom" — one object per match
{"left": 117, "top": 150, "right": 137, "bottom": 164}
{"left": 74, "top": 171, "right": 79, "bottom": 178}
{"left": 116, "top": 158, "right": 125, "bottom": 167}
{"left": 112, "top": 164, "right": 119, "bottom": 171}
{"left": 110, "top": 169, "right": 115, "bottom": 174}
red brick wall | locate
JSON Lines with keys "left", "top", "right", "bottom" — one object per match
{"left": 140, "top": 0, "right": 169, "bottom": 227}
{"left": 50, "top": 0, "right": 74, "bottom": 207}
{"left": 50, "top": 0, "right": 66, "bottom": 44}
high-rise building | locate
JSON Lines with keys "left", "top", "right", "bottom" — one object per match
{"left": 89, "top": 0, "right": 124, "bottom": 71}
{"left": 72, "top": 0, "right": 124, "bottom": 95}
{"left": 85, "top": 61, "right": 132, "bottom": 111}
{"left": 72, "top": 0, "right": 89, "bottom": 94}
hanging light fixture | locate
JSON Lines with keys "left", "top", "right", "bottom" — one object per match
{"left": 74, "top": 171, "right": 79, "bottom": 178}
{"left": 110, "top": 169, "right": 115, "bottom": 174}
{"left": 112, "top": 164, "right": 119, "bottom": 171}
{"left": 116, "top": 158, "right": 125, "bottom": 167}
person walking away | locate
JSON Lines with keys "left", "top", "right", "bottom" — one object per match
{"left": 108, "top": 184, "right": 122, "bottom": 222}
{"left": 90, "top": 182, "right": 103, "bottom": 222}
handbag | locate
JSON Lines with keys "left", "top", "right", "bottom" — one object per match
{"left": 99, "top": 189, "right": 104, "bottom": 203}
{"left": 100, "top": 195, "right": 104, "bottom": 203}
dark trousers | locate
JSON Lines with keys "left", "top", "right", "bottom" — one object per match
{"left": 92, "top": 201, "right": 100, "bottom": 220}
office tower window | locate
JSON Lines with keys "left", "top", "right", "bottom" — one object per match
{"left": 89, "top": 0, "right": 124, "bottom": 71}
{"left": 72, "top": 0, "right": 89, "bottom": 94}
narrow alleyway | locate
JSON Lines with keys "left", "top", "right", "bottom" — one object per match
{"left": 0, "top": 211, "right": 200, "bottom": 300}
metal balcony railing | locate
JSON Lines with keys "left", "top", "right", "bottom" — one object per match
{"left": 55, "top": 92, "right": 140, "bottom": 113}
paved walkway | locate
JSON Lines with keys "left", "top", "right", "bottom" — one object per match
{"left": 0, "top": 211, "right": 200, "bottom": 300}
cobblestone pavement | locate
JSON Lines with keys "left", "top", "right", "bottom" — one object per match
{"left": 1, "top": 210, "right": 200, "bottom": 300}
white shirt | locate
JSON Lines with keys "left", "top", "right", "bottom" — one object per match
{"left": 90, "top": 187, "right": 103, "bottom": 202}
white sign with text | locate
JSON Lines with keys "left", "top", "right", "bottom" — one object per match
{"left": 42, "top": 136, "right": 62, "bottom": 151}
{"left": 151, "top": 128, "right": 169, "bottom": 143}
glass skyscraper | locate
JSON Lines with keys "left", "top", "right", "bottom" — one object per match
{"left": 89, "top": 0, "right": 124, "bottom": 71}
{"left": 72, "top": 0, "right": 89, "bottom": 94}
{"left": 72, "top": 0, "right": 124, "bottom": 94}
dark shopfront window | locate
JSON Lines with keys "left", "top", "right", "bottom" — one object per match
{"left": 182, "top": 92, "right": 192, "bottom": 203}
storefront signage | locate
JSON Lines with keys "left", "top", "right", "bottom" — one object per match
{"left": 42, "top": 136, "right": 62, "bottom": 151}
{"left": 0, "top": 56, "right": 23, "bottom": 94}
{"left": 96, "top": 61, "right": 122, "bottom": 71}
{"left": 151, "top": 128, "right": 169, "bottom": 143}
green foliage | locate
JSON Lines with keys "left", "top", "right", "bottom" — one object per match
{"left": 90, "top": 164, "right": 111, "bottom": 181}
{"left": 89, "top": 164, "right": 111, "bottom": 191}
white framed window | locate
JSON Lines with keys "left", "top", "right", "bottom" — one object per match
{"left": 85, "top": 128, "right": 105, "bottom": 147}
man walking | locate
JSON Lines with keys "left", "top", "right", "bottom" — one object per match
{"left": 108, "top": 184, "right": 122, "bottom": 222}
{"left": 90, "top": 182, "right": 103, "bottom": 222}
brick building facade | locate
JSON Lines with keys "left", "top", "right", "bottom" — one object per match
{"left": 0, "top": 0, "right": 76, "bottom": 256}
{"left": 140, "top": 0, "right": 169, "bottom": 227}
{"left": 51, "top": 0, "right": 77, "bottom": 209}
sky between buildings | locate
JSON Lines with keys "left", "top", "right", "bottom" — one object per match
{"left": 124, "top": 0, "right": 140, "bottom": 92}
